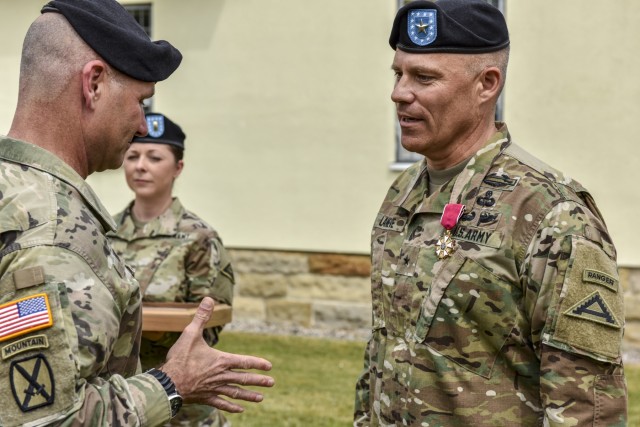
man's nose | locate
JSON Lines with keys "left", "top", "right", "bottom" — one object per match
{"left": 391, "top": 75, "right": 414, "bottom": 104}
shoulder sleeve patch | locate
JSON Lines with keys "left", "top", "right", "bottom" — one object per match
{"left": 550, "top": 237, "right": 624, "bottom": 361}
{"left": 221, "top": 263, "right": 234, "bottom": 282}
{"left": 9, "top": 353, "right": 55, "bottom": 412}
{"left": 563, "top": 290, "right": 621, "bottom": 329}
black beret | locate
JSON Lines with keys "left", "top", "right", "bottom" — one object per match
{"left": 41, "top": 0, "right": 182, "bottom": 82}
{"left": 133, "top": 112, "right": 186, "bottom": 150}
{"left": 389, "top": 0, "right": 509, "bottom": 54}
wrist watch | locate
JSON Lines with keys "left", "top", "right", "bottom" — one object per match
{"left": 146, "top": 368, "right": 183, "bottom": 418}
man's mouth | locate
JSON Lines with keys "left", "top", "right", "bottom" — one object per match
{"left": 399, "top": 115, "right": 421, "bottom": 124}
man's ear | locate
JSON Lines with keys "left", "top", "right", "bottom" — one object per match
{"left": 477, "top": 66, "right": 502, "bottom": 104}
{"left": 81, "top": 60, "right": 108, "bottom": 110}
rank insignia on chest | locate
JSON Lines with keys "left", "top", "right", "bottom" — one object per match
{"left": 436, "top": 204, "right": 465, "bottom": 259}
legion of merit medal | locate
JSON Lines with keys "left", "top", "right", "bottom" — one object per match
{"left": 436, "top": 203, "right": 465, "bottom": 259}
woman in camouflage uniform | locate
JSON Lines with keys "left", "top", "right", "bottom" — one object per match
{"left": 109, "top": 112, "right": 235, "bottom": 427}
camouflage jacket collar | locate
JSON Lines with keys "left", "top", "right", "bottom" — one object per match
{"left": 113, "top": 197, "right": 185, "bottom": 240}
{"left": 0, "top": 135, "right": 117, "bottom": 232}
{"left": 393, "top": 123, "right": 512, "bottom": 215}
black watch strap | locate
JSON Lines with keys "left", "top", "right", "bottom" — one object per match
{"left": 146, "top": 368, "right": 183, "bottom": 418}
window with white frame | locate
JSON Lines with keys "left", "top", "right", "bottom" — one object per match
{"left": 124, "top": 3, "right": 154, "bottom": 112}
{"left": 125, "top": 4, "right": 151, "bottom": 35}
{"left": 393, "top": 0, "right": 506, "bottom": 168}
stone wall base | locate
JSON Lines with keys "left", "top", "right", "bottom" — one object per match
{"left": 229, "top": 250, "right": 371, "bottom": 330}
{"left": 229, "top": 249, "right": 640, "bottom": 359}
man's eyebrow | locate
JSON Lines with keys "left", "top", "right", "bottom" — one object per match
{"left": 390, "top": 63, "right": 439, "bottom": 74}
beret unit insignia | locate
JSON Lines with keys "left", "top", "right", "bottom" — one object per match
{"left": 146, "top": 115, "right": 165, "bottom": 138}
{"left": 408, "top": 10, "right": 437, "bottom": 46}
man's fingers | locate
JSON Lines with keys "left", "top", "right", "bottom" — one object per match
{"left": 220, "top": 371, "right": 274, "bottom": 388}
{"left": 214, "top": 385, "right": 265, "bottom": 403}
{"left": 185, "top": 297, "right": 215, "bottom": 332}
{"left": 226, "top": 352, "right": 273, "bottom": 372}
{"left": 205, "top": 394, "right": 246, "bottom": 413}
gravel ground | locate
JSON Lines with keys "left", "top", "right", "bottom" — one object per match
{"left": 623, "top": 348, "right": 640, "bottom": 365}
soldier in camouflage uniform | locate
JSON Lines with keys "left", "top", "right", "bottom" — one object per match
{"left": 354, "top": 1, "right": 627, "bottom": 426}
{"left": 109, "top": 112, "right": 235, "bottom": 427}
{"left": 0, "top": 1, "right": 272, "bottom": 426}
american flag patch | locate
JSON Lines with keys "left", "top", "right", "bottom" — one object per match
{"left": 0, "top": 294, "right": 53, "bottom": 342}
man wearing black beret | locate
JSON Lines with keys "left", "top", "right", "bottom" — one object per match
{"left": 354, "top": 1, "right": 627, "bottom": 425}
{"left": 0, "top": 1, "right": 273, "bottom": 426}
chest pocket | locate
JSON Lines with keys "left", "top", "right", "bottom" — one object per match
{"left": 414, "top": 252, "right": 517, "bottom": 378}
{"left": 124, "top": 240, "right": 177, "bottom": 297}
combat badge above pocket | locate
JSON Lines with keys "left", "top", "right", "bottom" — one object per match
{"left": 550, "top": 236, "right": 623, "bottom": 362}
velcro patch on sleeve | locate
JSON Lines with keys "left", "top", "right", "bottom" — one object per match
{"left": 13, "top": 267, "right": 45, "bottom": 290}
{"left": 551, "top": 238, "right": 624, "bottom": 360}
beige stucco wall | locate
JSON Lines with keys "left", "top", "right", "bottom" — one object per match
{"left": 0, "top": 2, "right": 37, "bottom": 124}
{"left": 93, "top": 0, "right": 400, "bottom": 255}
{"left": 0, "top": 1, "right": 638, "bottom": 266}
{"left": 504, "top": 1, "right": 640, "bottom": 266}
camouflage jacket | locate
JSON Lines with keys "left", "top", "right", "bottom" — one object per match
{"left": 0, "top": 136, "right": 172, "bottom": 427}
{"left": 108, "top": 198, "right": 234, "bottom": 352}
{"left": 354, "top": 125, "right": 627, "bottom": 426}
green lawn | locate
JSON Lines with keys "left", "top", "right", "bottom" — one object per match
{"left": 628, "top": 365, "right": 640, "bottom": 424}
{"left": 218, "top": 332, "right": 364, "bottom": 426}
{"left": 217, "top": 332, "right": 640, "bottom": 426}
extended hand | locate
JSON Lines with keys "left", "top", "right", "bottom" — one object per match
{"left": 162, "top": 297, "right": 274, "bottom": 412}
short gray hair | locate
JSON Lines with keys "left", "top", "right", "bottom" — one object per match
{"left": 18, "top": 13, "right": 98, "bottom": 103}
{"left": 466, "top": 46, "right": 510, "bottom": 95}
